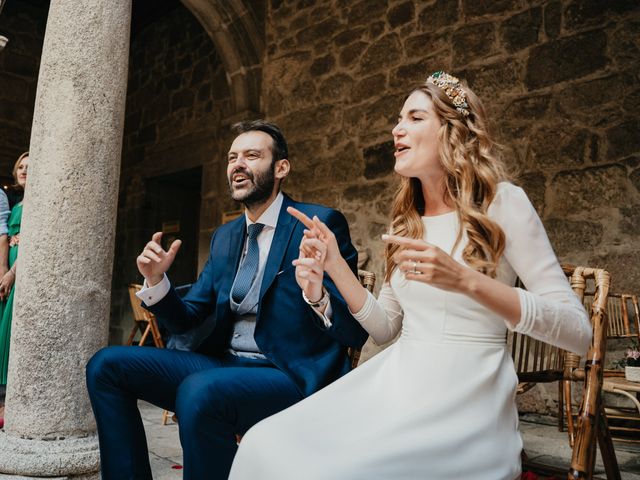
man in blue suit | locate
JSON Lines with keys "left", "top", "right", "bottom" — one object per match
{"left": 86, "top": 120, "right": 368, "bottom": 479}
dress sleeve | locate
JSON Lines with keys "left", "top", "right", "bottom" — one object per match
{"left": 490, "top": 183, "right": 592, "bottom": 356}
{"left": 351, "top": 282, "right": 403, "bottom": 345}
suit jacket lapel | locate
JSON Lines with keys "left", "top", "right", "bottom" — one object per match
{"left": 222, "top": 215, "right": 247, "bottom": 295}
{"left": 259, "top": 194, "right": 297, "bottom": 300}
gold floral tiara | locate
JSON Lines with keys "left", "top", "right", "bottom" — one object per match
{"left": 426, "top": 71, "right": 470, "bottom": 117}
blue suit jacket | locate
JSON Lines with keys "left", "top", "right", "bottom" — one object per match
{"left": 145, "top": 194, "right": 368, "bottom": 397}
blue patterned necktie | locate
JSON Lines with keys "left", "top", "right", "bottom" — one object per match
{"left": 231, "top": 222, "right": 265, "bottom": 303}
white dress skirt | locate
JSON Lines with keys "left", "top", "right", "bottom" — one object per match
{"left": 229, "top": 183, "right": 592, "bottom": 480}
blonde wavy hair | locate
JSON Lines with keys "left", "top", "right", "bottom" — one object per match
{"left": 384, "top": 81, "right": 510, "bottom": 281}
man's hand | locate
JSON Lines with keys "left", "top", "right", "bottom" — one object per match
{"left": 136, "top": 232, "right": 182, "bottom": 286}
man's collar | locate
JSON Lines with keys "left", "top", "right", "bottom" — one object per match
{"left": 245, "top": 192, "right": 284, "bottom": 230}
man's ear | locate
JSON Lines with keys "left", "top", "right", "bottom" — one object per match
{"left": 275, "top": 158, "right": 290, "bottom": 180}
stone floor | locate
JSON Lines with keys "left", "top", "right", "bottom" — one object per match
{"left": 140, "top": 401, "right": 640, "bottom": 479}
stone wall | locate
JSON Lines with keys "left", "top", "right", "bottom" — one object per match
{"left": 261, "top": 0, "right": 640, "bottom": 412}
{"left": 263, "top": 0, "right": 640, "bottom": 298}
{"left": 109, "top": 4, "right": 235, "bottom": 343}
{"left": 0, "top": 1, "right": 46, "bottom": 173}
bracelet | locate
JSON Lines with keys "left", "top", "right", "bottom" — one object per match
{"left": 302, "top": 287, "right": 330, "bottom": 309}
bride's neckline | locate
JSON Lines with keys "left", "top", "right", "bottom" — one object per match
{"left": 422, "top": 210, "right": 456, "bottom": 219}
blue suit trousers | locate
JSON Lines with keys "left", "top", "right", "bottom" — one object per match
{"left": 86, "top": 346, "right": 302, "bottom": 480}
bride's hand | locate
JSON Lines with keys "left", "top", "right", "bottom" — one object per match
{"left": 382, "top": 234, "right": 472, "bottom": 293}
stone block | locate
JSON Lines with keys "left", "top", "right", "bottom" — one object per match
{"left": 333, "top": 27, "right": 366, "bottom": 47}
{"left": 462, "top": 0, "right": 523, "bottom": 17}
{"left": 609, "top": 18, "right": 640, "bottom": 67}
{"left": 525, "top": 30, "right": 608, "bottom": 90}
{"left": 544, "top": 218, "right": 603, "bottom": 256}
{"left": 631, "top": 167, "right": 640, "bottom": 194}
{"left": 544, "top": 1, "right": 561, "bottom": 39}
{"left": 351, "top": 74, "right": 386, "bottom": 104}
{"left": 500, "top": 7, "right": 542, "bottom": 53}
{"left": 589, "top": 249, "right": 640, "bottom": 292}
{"left": 452, "top": 22, "right": 496, "bottom": 64}
{"left": 518, "top": 172, "right": 546, "bottom": 213}
{"left": 403, "top": 31, "right": 450, "bottom": 58}
{"left": 310, "top": 54, "right": 335, "bottom": 77}
{"left": 557, "top": 75, "right": 631, "bottom": 118}
{"left": 549, "top": 164, "right": 630, "bottom": 216}
{"left": 564, "top": 0, "right": 638, "bottom": 31}
{"left": 279, "top": 104, "right": 339, "bottom": 141}
{"left": 344, "top": 179, "right": 388, "bottom": 201}
{"left": 389, "top": 57, "right": 433, "bottom": 90}
{"left": 318, "top": 74, "right": 355, "bottom": 101}
{"left": 339, "top": 41, "right": 368, "bottom": 67}
{"left": 363, "top": 140, "right": 395, "bottom": 179}
{"left": 463, "top": 60, "right": 523, "bottom": 100}
{"left": 619, "top": 206, "right": 640, "bottom": 236}
{"left": 388, "top": 2, "right": 415, "bottom": 29}
{"left": 503, "top": 94, "right": 550, "bottom": 120}
{"left": 530, "top": 124, "right": 592, "bottom": 169}
{"left": 606, "top": 120, "right": 640, "bottom": 160}
{"left": 343, "top": 94, "right": 397, "bottom": 137}
{"left": 296, "top": 17, "right": 341, "bottom": 45}
{"left": 347, "top": 0, "right": 388, "bottom": 27}
{"left": 367, "top": 21, "right": 386, "bottom": 41}
{"left": 418, "top": 0, "right": 459, "bottom": 30}
{"left": 360, "top": 33, "right": 402, "bottom": 72}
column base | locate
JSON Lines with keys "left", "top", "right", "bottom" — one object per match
{"left": 0, "top": 431, "right": 99, "bottom": 478}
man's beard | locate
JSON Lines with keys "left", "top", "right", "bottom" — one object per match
{"left": 228, "top": 165, "right": 276, "bottom": 208}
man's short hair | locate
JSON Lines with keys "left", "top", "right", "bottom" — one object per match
{"left": 232, "top": 120, "right": 289, "bottom": 163}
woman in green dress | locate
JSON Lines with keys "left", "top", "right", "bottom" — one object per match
{"left": 0, "top": 151, "right": 28, "bottom": 423}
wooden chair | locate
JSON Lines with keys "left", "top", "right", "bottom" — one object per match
{"left": 564, "top": 294, "right": 640, "bottom": 443}
{"left": 347, "top": 269, "right": 376, "bottom": 369}
{"left": 592, "top": 293, "right": 640, "bottom": 443}
{"left": 126, "top": 284, "right": 164, "bottom": 348}
{"left": 513, "top": 266, "right": 621, "bottom": 479}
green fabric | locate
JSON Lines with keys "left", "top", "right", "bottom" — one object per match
{"left": 0, "top": 202, "right": 22, "bottom": 385}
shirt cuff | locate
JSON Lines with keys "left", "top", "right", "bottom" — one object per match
{"left": 136, "top": 274, "right": 171, "bottom": 306}
{"left": 350, "top": 290, "right": 376, "bottom": 322}
{"left": 310, "top": 300, "right": 333, "bottom": 328}
{"left": 510, "top": 288, "right": 536, "bottom": 334}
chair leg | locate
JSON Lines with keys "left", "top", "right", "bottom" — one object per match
{"left": 558, "top": 380, "right": 565, "bottom": 432}
{"left": 162, "top": 409, "right": 171, "bottom": 425}
{"left": 597, "top": 404, "right": 621, "bottom": 480}
{"left": 126, "top": 323, "right": 142, "bottom": 346}
{"left": 564, "top": 379, "right": 576, "bottom": 447}
{"left": 150, "top": 319, "right": 164, "bottom": 348}
{"left": 139, "top": 323, "right": 152, "bottom": 346}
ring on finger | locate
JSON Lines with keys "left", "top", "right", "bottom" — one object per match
{"left": 410, "top": 260, "right": 419, "bottom": 275}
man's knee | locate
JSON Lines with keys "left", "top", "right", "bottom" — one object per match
{"left": 86, "top": 346, "right": 126, "bottom": 391}
{"left": 175, "top": 373, "right": 238, "bottom": 426}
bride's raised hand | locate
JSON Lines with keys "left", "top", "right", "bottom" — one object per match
{"left": 287, "top": 206, "right": 342, "bottom": 274}
{"left": 381, "top": 234, "right": 471, "bottom": 293}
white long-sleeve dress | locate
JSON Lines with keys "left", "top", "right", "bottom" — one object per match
{"left": 229, "top": 182, "right": 592, "bottom": 480}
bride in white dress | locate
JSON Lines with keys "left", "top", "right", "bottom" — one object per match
{"left": 229, "top": 72, "right": 592, "bottom": 480}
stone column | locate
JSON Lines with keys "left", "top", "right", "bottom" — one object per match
{"left": 0, "top": 1, "right": 131, "bottom": 478}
